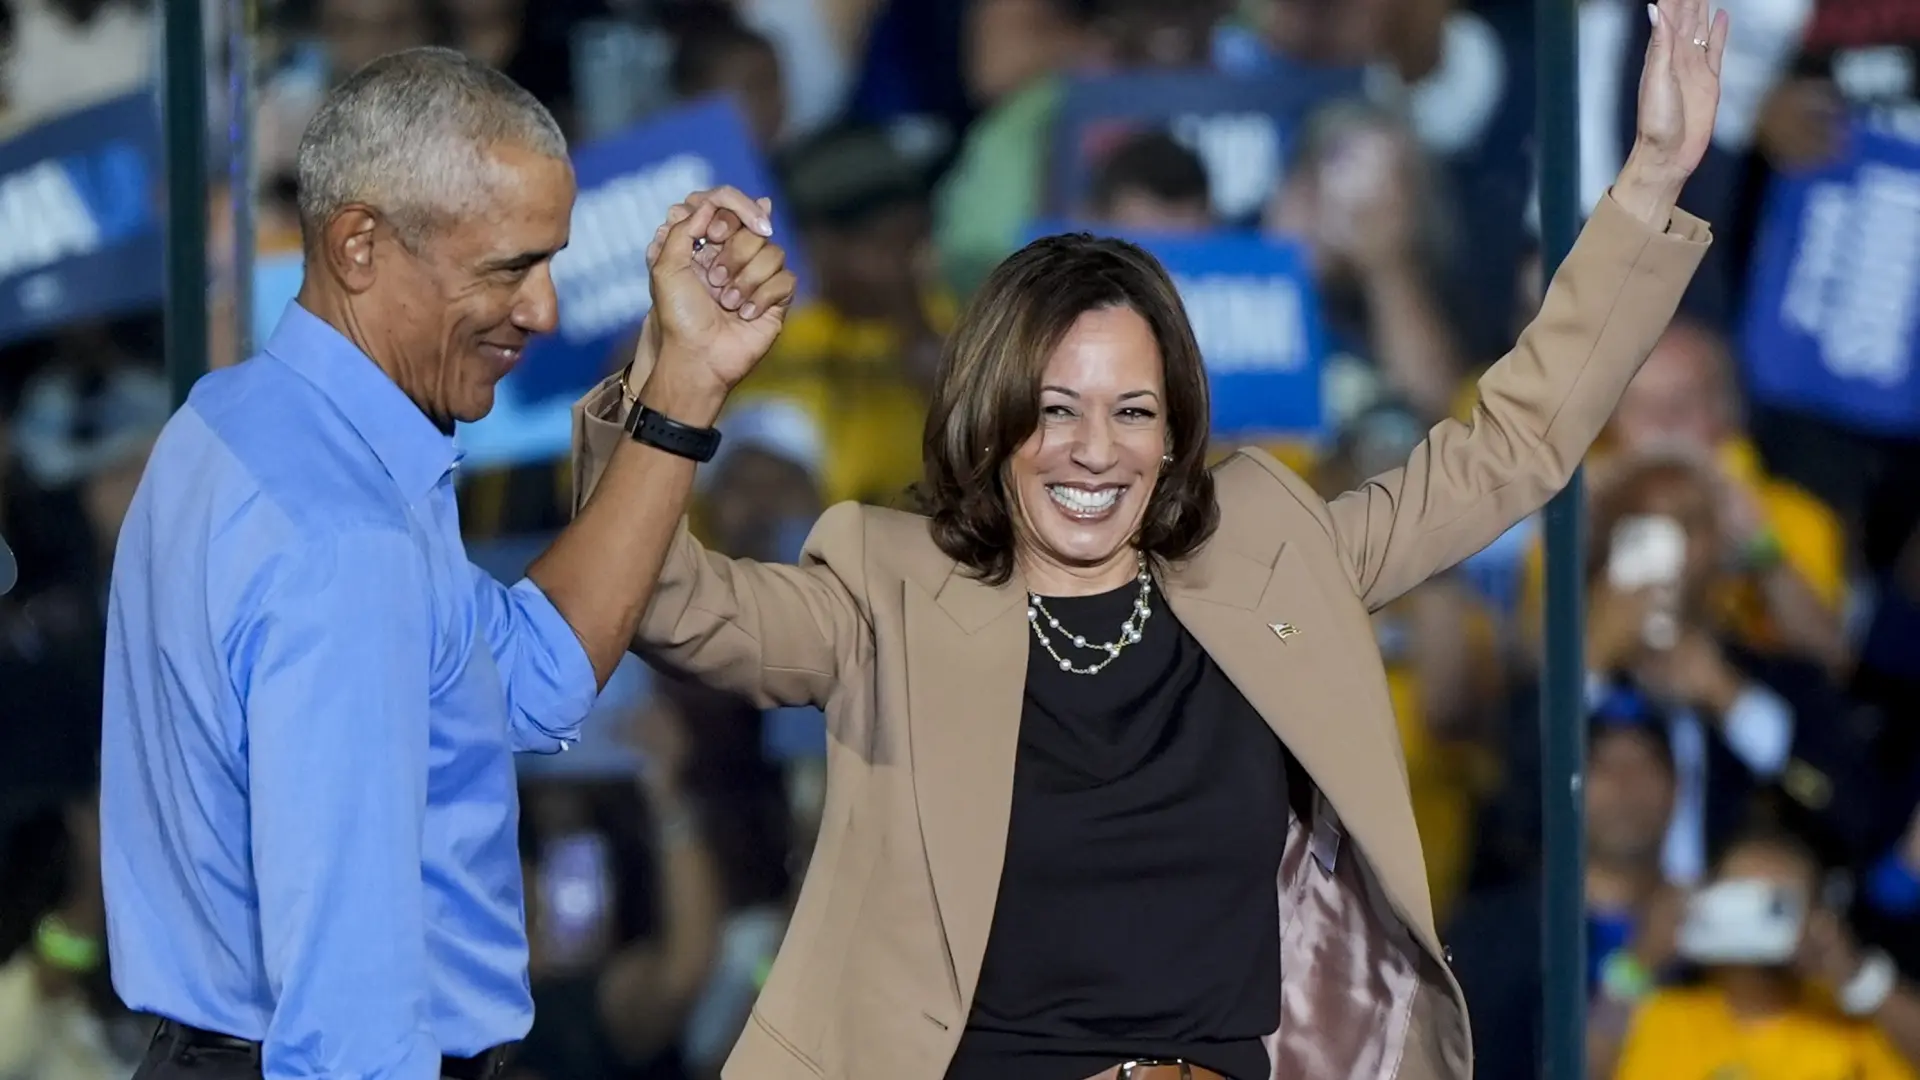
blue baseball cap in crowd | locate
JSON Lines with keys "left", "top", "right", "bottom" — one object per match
{"left": 1588, "top": 681, "right": 1676, "bottom": 772}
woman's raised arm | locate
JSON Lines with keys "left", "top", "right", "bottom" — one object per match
{"left": 571, "top": 371, "right": 868, "bottom": 710}
{"left": 1313, "top": 0, "right": 1728, "bottom": 611}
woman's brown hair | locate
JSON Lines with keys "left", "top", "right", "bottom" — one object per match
{"left": 914, "top": 232, "right": 1218, "bottom": 585}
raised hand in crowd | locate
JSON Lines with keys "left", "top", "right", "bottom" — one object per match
{"left": 1586, "top": 584, "right": 1663, "bottom": 675}
{"left": 1309, "top": 123, "right": 1421, "bottom": 280}
{"left": 1633, "top": 883, "right": 1687, "bottom": 974}
{"left": 1757, "top": 76, "right": 1847, "bottom": 171}
{"left": 1587, "top": 883, "right": 1687, "bottom": 1078}
{"left": 1800, "top": 906, "right": 1872, "bottom": 990}
{"left": 1799, "top": 904, "right": 1920, "bottom": 1069}
{"left": 1264, "top": 107, "right": 1464, "bottom": 420}
{"left": 1712, "top": 461, "right": 1772, "bottom": 558}
{"left": 1709, "top": 458, "right": 1852, "bottom": 674}
{"left": 1636, "top": 625, "right": 1747, "bottom": 715}
{"left": 1586, "top": 584, "right": 1750, "bottom": 715}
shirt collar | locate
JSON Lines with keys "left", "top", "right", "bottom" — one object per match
{"left": 263, "top": 300, "right": 461, "bottom": 501}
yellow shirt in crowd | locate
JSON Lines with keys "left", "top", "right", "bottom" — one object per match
{"left": 727, "top": 294, "right": 957, "bottom": 509}
{"left": 1711, "top": 437, "right": 1850, "bottom": 641}
{"left": 1615, "top": 986, "right": 1915, "bottom": 1080}
{"left": 1522, "top": 437, "right": 1848, "bottom": 652}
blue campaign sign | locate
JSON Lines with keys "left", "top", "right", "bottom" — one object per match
{"left": 0, "top": 92, "right": 163, "bottom": 345}
{"left": 1049, "top": 69, "right": 1365, "bottom": 225}
{"left": 252, "top": 251, "right": 305, "bottom": 346}
{"left": 1741, "top": 122, "right": 1920, "bottom": 438}
{"left": 1024, "top": 222, "right": 1327, "bottom": 440}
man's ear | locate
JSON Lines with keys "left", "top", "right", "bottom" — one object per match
{"left": 318, "top": 206, "right": 381, "bottom": 293}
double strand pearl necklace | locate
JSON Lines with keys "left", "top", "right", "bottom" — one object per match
{"left": 1026, "top": 554, "right": 1154, "bottom": 675}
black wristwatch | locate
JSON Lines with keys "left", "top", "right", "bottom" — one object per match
{"left": 625, "top": 403, "right": 723, "bottom": 463}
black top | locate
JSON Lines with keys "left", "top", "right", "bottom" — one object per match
{"left": 945, "top": 581, "right": 1288, "bottom": 1080}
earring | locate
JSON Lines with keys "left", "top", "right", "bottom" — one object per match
{"left": 1162, "top": 453, "right": 1173, "bottom": 465}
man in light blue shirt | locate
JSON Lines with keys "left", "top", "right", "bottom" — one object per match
{"left": 101, "top": 47, "right": 796, "bottom": 1080}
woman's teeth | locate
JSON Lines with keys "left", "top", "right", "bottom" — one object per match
{"left": 1048, "top": 485, "right": 1122, "bottom": 515}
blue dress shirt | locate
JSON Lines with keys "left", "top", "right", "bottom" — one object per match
{"left": 101, "top": 303, "right": 600, "bottom": 1080}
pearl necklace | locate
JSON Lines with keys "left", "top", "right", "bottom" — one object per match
{"left": 1027, "top": 555, "right": 1154, "bottom": 675}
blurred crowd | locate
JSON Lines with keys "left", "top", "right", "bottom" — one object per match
{"left": 4, "top": 0, "right": 1920, "bottom": 1078}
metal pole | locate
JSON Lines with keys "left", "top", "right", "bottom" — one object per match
{"left": 163, "top": 0, "right": 210, "bottom": 409}
{"left": 1536, "top": 0, "right": 1586, "bottom": 1077}
{"left": 227, "top": 0, "right": 258, "bottom": 360}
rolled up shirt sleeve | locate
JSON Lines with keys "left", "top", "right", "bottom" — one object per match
{"left": 470, "top": 566, "right": 599, "bottom": 753}
{"left": 239, "top": 529, "right": 442, "bottom": 1080}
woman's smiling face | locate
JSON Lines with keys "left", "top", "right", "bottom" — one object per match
{"left": 1007, "top": 305, "right": 1169, "bottom": 595}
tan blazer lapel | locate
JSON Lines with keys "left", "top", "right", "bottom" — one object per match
{"left": 904, "top": 565, "right": 1030, "bottom": 1007}
{"left": 1164, "top": 541, "right": 1439, "bottom": 953}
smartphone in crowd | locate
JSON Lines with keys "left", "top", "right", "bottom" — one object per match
{"left": 1607, "top": 515, "right": 1688, "bottom": 591}
{"left": 1607, "top": 515, "right": 1687, "bottom": 650}
{"left": 1676, "top": 878, "right": 1806, "bottom": 964}
{"left": 536, "top": 832, "right": 614, "bottom": 969}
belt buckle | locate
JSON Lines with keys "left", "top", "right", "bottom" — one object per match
{"left": 1117, "top": 1060, "right": 1195, "bottom": 1080}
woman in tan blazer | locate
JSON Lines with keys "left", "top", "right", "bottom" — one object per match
{"left": 561, "top": 4, "right": 1726, "bottom": 1077}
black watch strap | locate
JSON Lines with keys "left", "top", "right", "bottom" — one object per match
{"left": 624, "top": 404, "right": 722, "bottom": 463}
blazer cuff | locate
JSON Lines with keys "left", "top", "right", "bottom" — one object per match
{"left": 1665, "top": 205, "right": 1711, "bottom": 243}
{"left": 570, "top": 373, "right": 634, "bottom": 517}
{"left": 1592, "top": 187, "right": 1713, "bottom": 242}
{"left": 1585, "top": 190, "right": 1712, "bottom": 289}
{"left": 577, "top": 372, "right": 630, "bottom": 425}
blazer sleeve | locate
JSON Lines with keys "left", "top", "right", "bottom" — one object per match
{"left": 569, "top": 375, "right": 869, "bottom": 710}
{"left": 1303, "top": 192, "right": 1710, "bottom": 613}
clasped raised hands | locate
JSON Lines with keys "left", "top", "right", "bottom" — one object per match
{"left": 635, "top": 186, "right": 798, "bottom": 412}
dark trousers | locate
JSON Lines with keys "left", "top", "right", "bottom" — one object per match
{"left": 131, "top": 1024, "right": 261, "bottom": 1080}
{"left": 131, "top": 1020, "right": 507, "bottom": 1080}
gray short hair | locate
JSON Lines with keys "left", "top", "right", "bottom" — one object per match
{"left": 296, "top": 47, "right": 568, "bottom": 251}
